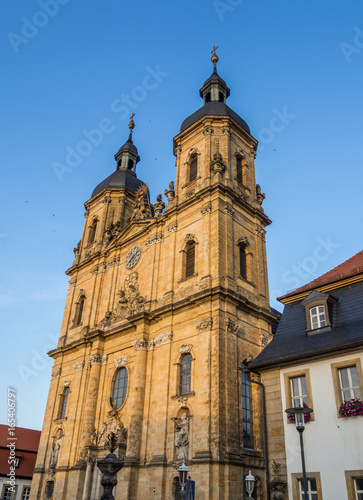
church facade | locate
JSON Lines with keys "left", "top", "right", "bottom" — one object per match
{"left": 30, "top": 53, "right": 277, "bottom": 500}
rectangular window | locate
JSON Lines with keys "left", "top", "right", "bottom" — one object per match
{"left": 189, "top": 158, "right": 197, "bottom": 183}
{"left": 2, "top": 486, "right": 15, "bottom": 499}
{"left": 299, "top": 479, "right": 318, "bottom": 500}
{"left": 236, "top": 157, "right": 243, "bottom": 183}
{"left": 241, "top": 365, "right": 253, "bottom": 449}
{"left": 339, "top": 366, "right": 362, "bottom": 401}
{"left": 355, "top": 478, "right": 363, "bottom": 499}
{"left": 22, "top": 487, "right": 31, "bottom": 500}
{"left": 291, "top": 375, "right": 308, "bottom": 408}
{"left": 310, "top": 306, "right": 326, "bottom": 329}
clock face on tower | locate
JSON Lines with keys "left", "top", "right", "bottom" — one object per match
{"left": 125, "top": 246, "right": 141, "bottom": 269}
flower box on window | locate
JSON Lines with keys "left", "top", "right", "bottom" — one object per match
{"left": 338, "top": 398, "right": 363, "bottom": 418}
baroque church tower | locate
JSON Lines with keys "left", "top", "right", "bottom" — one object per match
{"left": 30, "top": 51, "right": 277, "bottom": 500}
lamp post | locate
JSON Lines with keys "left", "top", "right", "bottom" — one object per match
{"left": 285, "top": 406, "right": 313, "bottom": 500}
{"left": 245, "top": 470, "right": 255, "bottom": 498}
{"left": 178, "top": 460, "right": 189, "bottom": 500}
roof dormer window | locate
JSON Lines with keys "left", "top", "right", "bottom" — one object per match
{"left": 310, "top": 306, "right": 327, "bottom": 330}
{"left": 301, "top": 290, "right": 336, "bottom": 335}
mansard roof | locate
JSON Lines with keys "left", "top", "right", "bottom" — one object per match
{"left": 91, "top": 168, "right": 146, "bottom": 198}
{"left": 180, "top": 102, "right": 250, "bottom": 134}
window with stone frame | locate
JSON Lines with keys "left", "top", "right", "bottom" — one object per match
{"left": 345, "top": 471, "right": 363, "bottom": 500}
{"left": 284, "top": 369, "right": 314, "bottom": 422}
{"left": 185, "top": 241, "right": 196, "bottom": 278}
{"left": 291, "top": 375, "right": 308, "bottom": 408}
{"left": 59, "top": 386, "right": 70, "bottom": 419}
{"left": 309, "top": 306, "right": 327, "bottom": 330}
{"left": 354, "top": 478, "right": 363, "bottom": 500}
{"left": 241, "top": 363, "right": 253, "bottom": 449}
{"left": 87, "top": 217, "right": 98, "bottom": 245}
{"left": 73, "top": 294, "right": 85, "bottom": 327}
{"left": 2, "top": 486, "right": 16, "bottom": 499}
{"left": 189, "top": 156, "right": 198, "bottom": 183}
{"left": 301, "top": 291, "right": 336, "bottom": 334}
{"left": 180, "top": 354, "right": 192, "bottom": 395}
{"left": 239, "top": 245, "right": 247, "bottom": 279}
{"left": 112, "top": 367, "right": 128, "bottom": 409}
{"left": 291, "top": 473, "right": 322, "bottom": 500}
{"left": 298, "top": 478, "right": 318, "bottom": 500}
{"left": 236, "top": 156, "right": 243, "bottom": 184}
{"left": 338, "top": 365, "right": 362, "bottom": 402}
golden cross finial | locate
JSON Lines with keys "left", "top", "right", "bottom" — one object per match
{"left": 129, "top": 113, "right": 135, "bottom": 131}
{"left": 211, "top": 45, "right": 219, "bottom": 56}
{"left": 130, "top": 113, "right": 135, "bottom": 121}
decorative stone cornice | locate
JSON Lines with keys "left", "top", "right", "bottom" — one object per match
{"left": 155, "top": 331, "right": 173, "bottom": 346}
{"left": 51, "top": 368, "right": 61, "bottom": 379}
{"left": 179, "top": 344, "right": 192, "bottom": 354}
{"left": 114, "top": 355, "right": 128, "bottom": 368}
{"left": 132, "top": 338, "right": 148, "bottom": 351}
{"left": 145, "top": 233, "right": 164, "bottom": 249}
{"left": 196, "top": 317, "right": 213, "bottom": 330}
{"left": 74, "top": 360, "right": 85, "bottom": 372}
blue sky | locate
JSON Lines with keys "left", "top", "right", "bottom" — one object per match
{"left": 1, "top": 0, "right": 363, "bottom": 430}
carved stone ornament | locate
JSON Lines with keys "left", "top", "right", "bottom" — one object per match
{"left": 203, "top": 125, "right": 214, "bottom": 135}
{"left": 179, "top": 344, "right": 192, "bottom": 354}
{"left": 98, "top": 413, "right": 128, "bottom": 452}
{"left": 168, "top": 222, "right": 178, "bottom": 233}
{"left": 114, "top": 355, "right": 128, "bottom": 368}
{"left": 211, "top": 151, "right": 226, "bottom": 175}
{"left": 88, "top": 353, "right": 103, "bottom": 367}
{"left": 186, "top": 189, "right": 195, "bottom": 198}
{"left": 238, "top": 236, "right": 249, "bottom": 248}
{"left": 222, "top": 126, "right": 231, "bottom": 135}
{"left": 155, "top": 331, "right": 173, "bottom": 346}
{"left": 147, "top": 339, "right": 157, "bottom": 351}
{"left": 261, "top": 333, "right": 273, "bottom": 348}
{"left": 225, "top": 203, "right": 234, "bottom": 216}
{"left": 153, "top": 194, "right": 166, "bottom": 217}
{"left": 196, "top": 317, "right": 213, "bottom": 330}
{"left": 125, "top": 246, "right": 141, "bottom": 269}
{"left": 234, "top": 148, "right": 245, "bottom": 159}
{"left": 103, "top": 196, "right": 111, "bottom": 204}
{"left": 102, "top": 354, "right": 109, "bottom": 365}
{"left": 63, "top": 381, "right": 71, "bottom": 387}
{"left": 145, "top": 233, "right": 164, "bottom": 249}
{"left": 178, "top": 396, "right": 188, "bottom": 408}
{"left": 225, "top": 317, "right": 239, "bottom": 334}
{"left": 73, "top": 241, "right": 81, "bottom": 257}
{"left": 270, "top": 478, "right": 287, "bottom": 500}
{"left": 175, "top": 146, "right": 182, "bottom": 155}
{"left": 131, "top": 185, "right": 152, "bottom": 220}
{"left": 184, "top": 233, "right": 195, "bottom": 242}
{"left": 256, "top": 225, "right": 266, "bottom": 238}
{"left": 132, "top": 338, "right": 148, "bottom": 351}
{"left": 256, "top": 184, "right": 266, "bottom": 206}
{"left": 164, "top": 181, "right": 175, "bottom": 204}
{"left": 69, "top": 277, "right": 77, "bottom": 287}
{"left": 201, "top": 202, "right": 211, "bottom": 215}
{"left": 106, "top": 256, "right": 120, "bottom": 270}
{"left": 51, "top": 368, "right": 61, "bottom": 379}
{"left": 98, "top": 311, "right": 113, "bottom": 329}
{"left": 74, "top": 360, "right": 85, "bottom": 372}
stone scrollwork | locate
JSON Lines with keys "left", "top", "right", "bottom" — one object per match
{"left": 102, "top": 354, "right": 108, "bottom": 365}
{"left": 145, "top": 233, "right": 164, "bottom": 249}
{"left": 69, "top": 277, "right": 77, "bottom": 287}
{"left": 256, "top": 225, "right": 266, "bottom": 238}
{"left": 155, "top": 331, "right": 173, "bottom": 346}
{"left": 168, "top": 222, "right": 178, "bottom": 233}
{"left": 74, "top": 360, "right": 85, "bottom": 372}
{"left": 201, "top": 202, "right": 212, "bottom": 215}
{"left": 225, "top": 203, "right": 234, "bottom": 216}
{"left": 63, "top": 380, "right": 71, "bottom": 387}
{"left": 179, "top": 344, "right": 192, "bottom": 354}
{"left": 178, "top": 396, "right": 188, "bottom": 408}
{"left": 203, "top": 125, "right": 214, "bottom": 135}
{"left": 114, "top": 355, "right": 128, "bottom": 368}
{"left": 51, "top": 368, "right": 61, "bottom": 380}
{"left": 225, "top": 317, "right": 239, "bottom": 334}
{"left": 196, "top": 317, "right": 213, "bottom": 331}
{"left": 184, "top": 233, "right": 195, "bottom": 242}
{"left": 238, "top": 236, "right": 249, "bottom": 248}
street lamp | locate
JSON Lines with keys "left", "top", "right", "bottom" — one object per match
{"left": 245, "top": 470, "right": 256, "bottom": 498}
{"left": 285, "top": 406, "right": 313, "bottom": 500}
{"left": 178, "top": 460, "right": 189, "bottom": 499}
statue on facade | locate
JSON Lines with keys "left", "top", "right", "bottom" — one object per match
{"left": 50, "top": 428, "right": 63, "bottom": 468}
{"left": 174, "top": 413, "right": 189, "bottom": 461}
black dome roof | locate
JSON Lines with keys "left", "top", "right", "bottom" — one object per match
{"left": 180, "top": 102, "right": 250, "bottom": 134}
{"left": 91, "top": 168, "right": 146, "bottom": 198}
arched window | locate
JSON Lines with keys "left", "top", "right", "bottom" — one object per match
{"left": 180, "top": 354, "right": 192, "bottom": 395}
{"left": 112, "top": 368, "right": 128, "bottom": 409}
{"left": 127, "top": 158, "right": 134, "bottom": 171}
{"left": 185, "top": 241, "right": 195, "bottom": 278}
{"left": 239, "top": 245, "right": 247, "bottom": 280}
{"left": 88, "top": 218, "right": 98, "bottom": 245}
{"left": 241, "top": 363, "right": 253, "bottom": 449}
{"left": 59, "top": 387, "right": 70, "bottom": 419}
{"left": 74, "top": 295, "right": 85, "bottom": 327}
{"left": 189, "top": 157, "right": 198, "bottom": 183}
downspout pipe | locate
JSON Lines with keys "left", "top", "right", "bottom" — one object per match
{"left": 244, "top": 367, "right": 271, "bottom": 500}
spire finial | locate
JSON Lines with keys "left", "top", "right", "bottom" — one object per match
{"left": 128, "top": 113, "right": 135, "bottom": 141}
{"left": 211, "top": 45, "right": 219, "bottom": 73}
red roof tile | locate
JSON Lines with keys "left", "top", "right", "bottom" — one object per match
{"left": 278, "top": 249, "right": 363, "bottom": 300}
{"left": 0, "top": 425, "right": 41, "bottom": 452}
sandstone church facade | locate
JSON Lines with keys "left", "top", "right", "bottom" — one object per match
{"left": 30, "top": 52, "right": 277, "bottom": 500}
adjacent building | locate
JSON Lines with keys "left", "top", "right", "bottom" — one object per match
{"left": 30, "top": 52, "right": 277, "bottom": 500}
{"left": 250, "top": 250, "right": 363, "bottom": 500}
{"left": 0, "top": 425, "right": 41, "bottom": 500}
